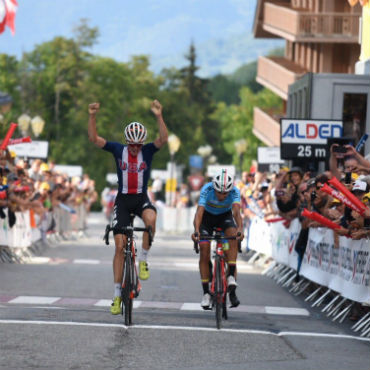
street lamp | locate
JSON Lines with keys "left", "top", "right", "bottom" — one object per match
{"left": 208, "top": 155, "right": 217, "bottom": 164}
{"left": 197, "top": 145, "right": 212, "bottom": 158}
{"left": 31, "top": 116, "right": 45, "bottom": 138}
{"left": 167, "top": 134, "right": 181, "bottom": 207}
{"left": 18, "top": 114, "right": 31, "bottom": 136}
{"left": 234, "top": 138, "right": 247, "bottom": 176}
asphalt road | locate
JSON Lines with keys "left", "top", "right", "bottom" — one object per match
{"left": 0, "top": 213, "right": 369, "bottom": 370}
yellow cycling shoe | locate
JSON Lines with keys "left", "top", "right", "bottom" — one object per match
{"left": 139, "top": 261, "right": 150, "bottom": 280}
{"left": 110, "top": 296, "right": 122, "bottom": 315}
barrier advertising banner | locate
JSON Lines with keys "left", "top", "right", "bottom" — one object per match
{"left": 248, "top": 217, "right": 370, "bottom": 304}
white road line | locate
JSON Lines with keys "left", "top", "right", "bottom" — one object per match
{"left": 265, "top": 306, "right": 310, "bottom": 316}
{"left": 73, "top": 259, "right": 100, "bottom": 264}
{"left": 8, "top": 296, "right": 61, "bottom": 304}
{"left": 0, "top": 320, "right": 369, "bottom": 343}
{"left": 94, "top": 299, "right": 142, "bottom": 308}
{"left": 180, "top": 303, "right": 203, "bottom": 311}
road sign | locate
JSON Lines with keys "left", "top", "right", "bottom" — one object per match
{"left": 280, "top": 119, "right": 343, "bottom": 160}
{"left": 257, "top": 147, "right": 285, "bottom": 172}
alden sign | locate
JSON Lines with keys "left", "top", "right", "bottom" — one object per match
{"left": 280, "top": 119, "right": 343, "bottom": 159}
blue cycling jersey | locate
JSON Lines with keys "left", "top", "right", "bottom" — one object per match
{"left": 198, "top": 182, "right": 240, "bottom": 215}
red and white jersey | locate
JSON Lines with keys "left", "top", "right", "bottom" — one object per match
{"left": 103, "top": 141, "right": 158, "bottom": 194}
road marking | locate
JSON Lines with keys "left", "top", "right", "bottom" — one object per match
{"left": 0, "top": 295, "right": 310, "bottom": 316}
{"left": 265, "top": 306, "right": 310, "bottom": 316}
{"left": 8, "top": 296, "right": 60, "bottom": 304}
{"left": 73, "top": 259, "right": 100, "bottom": 264}
{"left": 0, "top": 320, "right": 368, "bottom": 342}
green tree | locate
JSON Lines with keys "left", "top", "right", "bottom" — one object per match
{"left": 212, "top": 87, "right": 282, "bottom": 171}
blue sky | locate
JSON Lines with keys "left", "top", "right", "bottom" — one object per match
{"left": 0, "top": 0, "right": 281, "bottom": 76}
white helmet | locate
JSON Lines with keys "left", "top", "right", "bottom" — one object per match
{"left": 212, "top": 169, "right": 234, "bottom": 193}
{"left": 124, "top": 122, "right": 147, "bottom": 144}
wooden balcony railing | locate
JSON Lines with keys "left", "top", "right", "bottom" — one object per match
{"left": 253, "top": 107, "right": 281, "bottom": 147}
{"left": 257, "top": 56, "right": 306, "bottom": 100}
{"left": 263, "top": 2, "right": 360, "bottom": 42}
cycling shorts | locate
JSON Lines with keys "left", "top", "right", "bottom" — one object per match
{"left": 112, "top": 193, "right": 156, "bottom": 235}
{"left": 199, "top": 210, "right": 236, "bottom": 240}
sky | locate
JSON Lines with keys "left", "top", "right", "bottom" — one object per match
{"left": 0, "top": 0, "right": 279, "bottom": 76}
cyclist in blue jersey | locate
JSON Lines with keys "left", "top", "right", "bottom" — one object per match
{"left": 88, "top": 100, "right": 168, "bottom": 315}
{"left": 192, "top": 168, "right": 244, "bottom": 309}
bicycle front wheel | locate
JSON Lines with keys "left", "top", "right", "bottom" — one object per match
{"left": 122, "top": 256, "right": 133, "bottom": 326}
{"left": 215, "top": 258, "right": 223, "bottom": 329}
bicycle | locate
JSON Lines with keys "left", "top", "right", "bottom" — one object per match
{"left": 103, "top": 214, "right": 152, "bottom": 326}
{"left": 194, "top": 228, "right": 241, "bottom": 329}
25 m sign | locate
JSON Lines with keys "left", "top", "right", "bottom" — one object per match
{"left": 280, "top": 119, "right": 343, "bottom": 159}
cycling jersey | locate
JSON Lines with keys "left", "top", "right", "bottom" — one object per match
{"left": 103, "top": 142, "right": 158, "bottom": 194}
{"left": 198, "top": 182, "right": 240, "bottom": 215}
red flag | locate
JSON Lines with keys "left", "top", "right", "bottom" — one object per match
{"left": 0, "top": 0, "right": 18, "bottom": 35}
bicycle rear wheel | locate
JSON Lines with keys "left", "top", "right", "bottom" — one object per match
{"left": 215, "top": 258, "right": 223, "bottom": 329}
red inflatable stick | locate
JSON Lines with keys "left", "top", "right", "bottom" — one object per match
{"left": 265, "top": 217, "right": 285, "bottom": 223}
{"left": 8, "top": 136, "right": 32, "bottom": 145}
{"left": 328, "top": 177, "right": 367, "bottom": 215}
{"left": 0, "top": 123, "right": 18, "bottom": 150}
{"left": 321, "top": 183, "right": 363, "bottom": 213}
{"left": 301, "top": 208, "right": 342, "bottom": 230}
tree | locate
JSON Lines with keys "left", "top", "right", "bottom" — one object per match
{"left": 212, "top": 87, "right": 282, "bottom": 171}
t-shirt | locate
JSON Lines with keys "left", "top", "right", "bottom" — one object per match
{"left": 198, "top": 182, "right": 240, "bottom": 215}
{"left": 103, "top": 141, "right": 158, "bottom": 194}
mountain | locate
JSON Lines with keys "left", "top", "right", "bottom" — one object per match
{"left": 151, "top": 32, "right": 284, "bottom": 77}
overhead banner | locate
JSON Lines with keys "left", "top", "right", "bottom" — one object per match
{"left": 8, "top": 140, "right": 49, "bottom": 159}
{"left": 257, "top": 147, "right": 285, "bottom": 172}
{"left": 280, "top": 119, "right": 343, "bottom": 160}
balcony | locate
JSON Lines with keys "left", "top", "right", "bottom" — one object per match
{"left": 257, "top": 56, "right": 306, "bottom": 100}
{"left": 263, "top": 2, "right": 360, "bottom": 42}
{"left": 253, "top": 107, "right": 281, "bottom": 147}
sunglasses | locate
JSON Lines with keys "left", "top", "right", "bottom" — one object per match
{"left": 128, "top": 143, "right": 143, "bottom": 148}
{"left": 216, "top": 190, "right": 229, "bottom": 195}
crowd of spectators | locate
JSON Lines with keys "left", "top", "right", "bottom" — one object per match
{"left": 236, "top": 144, "right": 370, "bottom": 321}
{"left": 0, "top": 149, "right": 98, "bottom": 237}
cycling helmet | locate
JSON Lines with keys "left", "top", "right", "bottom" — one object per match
{"left": 124, "top": 122, "right": 147, "bottom": 144}
{"left": 212, "top": 169, "right": 234, "bottom": 193}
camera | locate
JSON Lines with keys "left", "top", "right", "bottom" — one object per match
{"left": 344, "top": 172, "right": 352, "bottom": 184}
{"left": 310, "top": 190, "right": 317, "bottom": 202}
{"left": 333, "top": 145, "right": 347, "bottom": 153}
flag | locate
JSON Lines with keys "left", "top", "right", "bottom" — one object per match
{"left": 0, "top": 0, "right": 18, "bottom": 35}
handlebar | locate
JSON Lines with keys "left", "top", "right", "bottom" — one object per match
{"left": 193, "top": 232, "right": 243, "bottom": 254}
{"left": 103, "top": 225, "right": 153, "bottom": 246}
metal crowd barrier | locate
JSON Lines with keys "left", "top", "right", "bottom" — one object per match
{"left": 0, "top": 204, "right": 89, "bottom": 263}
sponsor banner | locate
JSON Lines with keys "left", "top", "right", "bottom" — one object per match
{"left": 302, "top": 229, "right": 370, "bottom": 303}
{"left": 280, "top": 119, "right": 342, "bottom": 159}
{"left": 8, "top": 140, "right": 49, "bottom": 159}
{"left": 248, "top": 217, "right": 370, "bottom": 304}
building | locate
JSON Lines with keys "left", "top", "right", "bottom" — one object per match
{"left": 252, "top": 0, "right": 362, "bottom": 147}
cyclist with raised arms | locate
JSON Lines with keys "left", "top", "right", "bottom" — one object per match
{"left": 192, "top": 168, "right": 244, "bottom": 309}
{"left": 88, "top": 100, "right": 168, "bottom": 315}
